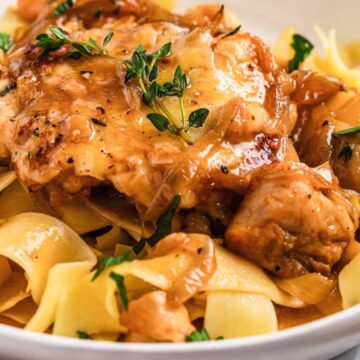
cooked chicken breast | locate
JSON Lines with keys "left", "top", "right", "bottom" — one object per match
{"left": 0, "top": 0, "right": 297, "bottom": 218}
{"left": 225, "top": 162, "right": 359, "bottom": 278}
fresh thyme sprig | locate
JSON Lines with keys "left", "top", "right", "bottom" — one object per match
{"left": 35, "top": 27, "right": 113, "bottom": 59}
{"left": 125, "top": 43, "right": 209, "bottom": 144}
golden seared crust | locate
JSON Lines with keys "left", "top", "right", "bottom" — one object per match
{"left": 225, "top": 161, "right": 359, "bottom": 278}
{"left": 0, "top": 0, "right": 297, "bottom": 216}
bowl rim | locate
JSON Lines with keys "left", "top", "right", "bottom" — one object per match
{"left": 0, "top": 303, "right": 359, "bottom": 352}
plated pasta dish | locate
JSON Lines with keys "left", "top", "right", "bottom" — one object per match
{"left": 1, "top": 0, "right": 360, "bottom": 343}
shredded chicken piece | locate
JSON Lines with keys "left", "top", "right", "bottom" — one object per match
{"left": 225, "top": 161, "right": 359, "bottom": 278}
{"left": 121, "top": 291, "right": 195, "bottom": 342}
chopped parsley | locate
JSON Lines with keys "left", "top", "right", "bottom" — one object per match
{"left": 289, "top": 34, "right": 314, "bottom": 72}
{"left": 77, "top": 330, "right": 90, "bottom": 339}
{"left": 133, "top": 194, "right": 181, "bottom": 254}
{"left": 0, "top": 33, "right": 12, "bottom": 53}
{"left": 109, "top": 272, "right": 129, "bottom": 310}
{"left": 186, "top": 328, "right": 211, "bottom": 342}
{"left": 54, "top": 0, "right": 73, "bottom": 17}
{"left": 92, "top": 250, "right": 132, "bottom": 280}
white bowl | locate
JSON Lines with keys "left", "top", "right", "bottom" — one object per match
{"left": 1, "top": 0, "right": 360, "bottom": 359}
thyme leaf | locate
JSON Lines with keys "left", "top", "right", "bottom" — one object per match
{"left": 0, "top": 33, "right": 12, "bottom": 53}
{"left": 54, "top": 0, "right": 74, "bottom": 17}
{"left": 35, "top": 27, "right": 113, "bottom": 59}
{"left": 125, "top": 44, "right": 209, "bottom": 143}
{"left": 334, "top": 126, "right": 360, "bottom": 136}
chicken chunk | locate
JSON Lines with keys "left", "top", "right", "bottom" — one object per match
{"left": 0, "top": 0, "right": 297, "bottom": 218}
{"left": 294, "top": 82, "right": 360, "bottom": 193}
{"left": 121, "top": 291, "right": 195, "bottom": 342}
{"left": 225, "top": 162, "right": 359, "bottom": 278}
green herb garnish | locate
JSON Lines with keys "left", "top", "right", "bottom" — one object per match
{"left": 77, "top": 330, "right": 90, "bottom": 339}
{"left": 54, "top": 0, "right": 73, "bottom": 17}
{"left": 125, "top": 44, "right": 209, "bottom": 144}
{"left": 133, "top": 194, "right": 181, "bottom": 255}
{"left": 0, "top": 33, "right": 12, "bottom": 53}
{"left": 109, "top": 272, "right": 129, "bottom": 310}
{"left": 35, "top": 27, "right": 113, "bottom": 59}
{"left": 334, "top": 126, "right": 360, "bottom": 136}
{"left": 186, "top": 328, "right": 211, "bottom": 342}
{"left": 94, "top": 8, "right": 104, "bottom": 19}
{"left": 92, "top": 251, "right": 132, "bottom": 280}
{"left": 289, "top": 34, "right": 314, "bottom": 72}
{"left": 338, "top": 143, "right": 353, "bottom": 162}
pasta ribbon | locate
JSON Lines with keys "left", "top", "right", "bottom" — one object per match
{"left": 310, "top": 26, "right": 360, "bottom": 91}
{"left": 275, "top": 274, "right": 337, "bottom": 305}
{"left": 0, "top": 213, "right": 96, "bottom": 303}
{"left": 53, "top": 269, "right": 126, "bottom": 337}
{"left": 26, "top": 262, "right": 94, "bottom": 332}
{"left": 0, "top": 171, "right": 16, "bottom": 193}
{"left": 51, "top": 252, "right": 191, "bottom": 337}
{"left": 273, "top": 25, "right": 360, "bottom": 90}
{"left": 339, "top": 253, "right": 360, "bottom": 308}
{"left": 59, "top": 203, "right": 110, "bottom": 235}
{"left": 0, "top": 181, "right": 38, "bottom": 219}
{"left": 2, "top": 298, "right": 37, "bottom": 325}
{"left": 205, "top": 291, "right": 277, "bottom": 339}
{"left": 205, "top": 243, "right": 304, "bottom": 308}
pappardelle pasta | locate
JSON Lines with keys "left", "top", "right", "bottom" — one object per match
{"left": 0, "top": 0, "right": 359, "bottom": 343}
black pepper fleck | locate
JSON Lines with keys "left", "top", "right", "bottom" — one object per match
{"left": 221, "top": 164, "right": 229, "bottom": 174}
{"left": 91, "top": 118, "right": 107, "bottom": 127}
{"left": 96, "top": 106, "right": 105, "bottom": 114}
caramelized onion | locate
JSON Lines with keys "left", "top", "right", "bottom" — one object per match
{"left": 147, "top": 233, "right": 217, "bottom": 306}
{"left": 292, "top": 70, "right": 343, "bottom": 105}
{"left": 275, "top": 273, "right": 337, "bottom": 305}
